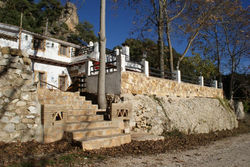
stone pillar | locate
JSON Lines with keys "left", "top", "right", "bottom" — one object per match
{"left": 122, "top": 46, "right": 130, "bottom": 61}
{"left": 175, "top": 70, "right": 181, "bottom": 83}
{"left": 117, "top": 54, "right": 126, "bottom": 72}
{"left": 199, "top": 76, "right": 204, "bottom": 86}
{"left": 86, "top": 60, "right": 93, "bottom": 76}
{"left": 213, "top": 80, "right": 218, "bottom": 88}
{"left": 142, "top": 60, "right": 149, "bottom": 77}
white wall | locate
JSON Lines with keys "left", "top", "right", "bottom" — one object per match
{"left": 0, "top": 38, "right": 18, "bottom": 49}
{"left": 34, "top": 62, "right": 72, "bottom": 89}
{"left": 20, "top": 32, "right": 72, "bottom": 63}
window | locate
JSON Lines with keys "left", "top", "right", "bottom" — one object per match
{"left": 51, "top": 43, "right": 54, "bottom": 48}
{"left": 59, "top": 75, "right": 67, "bottom": 91}
{"left": 38, "top": 72, "right": 46, "bottom": 88}
{"left": 59, "top": 45, "right": 68, "bottom": 56}
{"left": 33, "top": 37, "right": 45, "bottom": 50}
{"left": 25, "top": 35, "right": 28, "bottom": 40}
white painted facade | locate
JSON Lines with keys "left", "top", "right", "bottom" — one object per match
{"left": 0, "top": 22, "right": 95, "bottom": 90}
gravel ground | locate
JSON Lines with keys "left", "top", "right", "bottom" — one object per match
{"left": 92, "top": 133, "right": 250, "bottom": 167}
{"left": 1, "top": 116, "right": 249, "bottom": 167}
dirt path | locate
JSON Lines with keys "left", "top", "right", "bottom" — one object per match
{"left": 93, "top": 133, "right": 250, "bottom": 167}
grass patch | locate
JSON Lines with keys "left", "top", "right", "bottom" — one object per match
{"left": 217, "top": 97, "right": 233, "bottom": 112}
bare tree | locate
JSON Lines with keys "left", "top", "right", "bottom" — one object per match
{"left": 176, "top": 0, "right": 232, "bottom": 70}
{"left": 98, "top": 0, "right": 106, "bottom": 109}
{"left": 164, "top": 0, "right": 187, "bottom": 73}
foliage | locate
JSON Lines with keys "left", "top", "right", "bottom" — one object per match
{"left": 0, "top": 0, "right": 97, "bottom": 44}
{"left": 180, "top": 53, "right": 218, "bottom": 80}
{"left": 68, "top": 21, "right": 98, "bottom": 44}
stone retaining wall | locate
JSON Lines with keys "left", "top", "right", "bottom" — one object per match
{"left": 0, "top": 47, "right": 42, "bottom": 142}
{"left": 121, "top": 71, "right": 223, "bottom": 98}
{"left": 119, "top": 94, "right": 238, "bottom": 135}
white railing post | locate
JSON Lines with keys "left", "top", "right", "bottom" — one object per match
{"left": 142, "top": 60, "right": 149, "bottom": 77}
{"left": 213, "top": 80, "right": 218, "bottom": 88}
{"left": 199, "top": 76, "right": 204, "bottom": 86}
{"left": 122, "top": 45, "right": 130, "bottom": 61}
{"left": 219, "top": 82, "right": 223, "bottom": 89}
{"left": 86, "top": 60, "right": 93, "bottom": 76}
{"left": 117, "top": 53, "right": 126, "bottom": 72}
{"left": 93, "top": 42, "right": 99, "bottom": 60}
{"left": 175, "top": 70, "right": 181, "bottom": 83}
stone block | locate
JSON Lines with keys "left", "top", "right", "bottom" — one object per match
{"left": 21, "top": 93, "right": 30, "bottom": 101}
{"left": 0, "top": 116, "right": 9, "bottom": 123}
{"left": 23, "top": 57, "right": 31, "bottom": 65}
{"left": 0, "top": 59, "right": 9, "bottom": 66}
{"left": 1, "top": 47, "right": 11, "bottom": 54}
{"left": 10, "top": 116, "right": 20, "bottom": 124}
{"left": 3, "top": 123, "right": 15, "bottom": 132}
{"left": 21, "top": 73, "right": 32, "bottom": 80}
{"left": 28, "top": 106, "right": 38, "bottom": 114}
{"left": 3, "top": 89, "right": 13, "bottom": 98}
{"left": 16, "top": 123, "right": 27, "bottom": 130}
{"left": 16, "top": 101, "right": 26, "bottom": 107}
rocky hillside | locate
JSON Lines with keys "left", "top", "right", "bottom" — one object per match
{"left": 62, "top": 2, "right": 79, "bottom": 32}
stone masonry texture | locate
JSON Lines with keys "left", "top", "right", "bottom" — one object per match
{"left": 121, "top": 72, "right": 223, "bottom": 98}
{"left": 0, "top": 47, "right": 42, "bottom": 142}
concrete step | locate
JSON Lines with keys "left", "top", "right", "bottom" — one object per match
{"left": 67, "top": 114, "right": 103, "bottom": 122}
{"left": 66, "top": 120, "right": 113, "bottom": 131}
{"left": 70, "top": 127, "right": 121, "bottom": 140}
{"left": 80, "top": 134, "right": 131, "bottom": 150}
{"left": 69, "top": 109, "right": 96, "bottom": 115}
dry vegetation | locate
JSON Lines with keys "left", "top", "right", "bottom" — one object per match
{"left": 1, "top": 114, "right": 249, "bottom": 167}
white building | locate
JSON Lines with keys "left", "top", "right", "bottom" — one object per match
{"left": 0, "top": 22, "right": 100, "bottom": 91}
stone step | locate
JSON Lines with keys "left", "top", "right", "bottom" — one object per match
{"left": 67, "top": 114, "right": 103, "bottom": 122}
{"left": 80, "top": 134, "right": 131, "bottom": 150}
{"left": 71, "top": 127, "right": 121, "bottom": 140}
{"left": 66, "top": 121, "right": 113, "bottom": 131}
{"left": 43, "top": 104, "right": 97, "bottom": 114}
{"left": 69, "top": 109, "right": 96, "bottom": 115}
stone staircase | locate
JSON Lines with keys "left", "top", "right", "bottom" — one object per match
{"left": 38, "top": 88, "right": 131, "bottom": 150}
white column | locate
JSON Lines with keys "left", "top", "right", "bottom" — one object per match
{"left": 115, "top": 48, "right": 120, "bottom": 56}
{"left": 213, "top": 80, "right": 218, "bottom": 88}
{"left": 199, "top": 76, "right": 204, "bottom": 86}
{"left": 175, "top": 70, "right": 181, "bottom": 83}
{"left": 86, "top": 60, "right": 93, "bottom": 76}
{"left": 117, "top": 54, "right": 126, "bottom": 72}
{"left": 219, "top": 82, "right": 223, "bottom": 89}
{"left": 142, "top": 60, "right": 149, "bottom": 77}
{"left": 93, "top": 42, "right": 99, "bottom": 61}
{"left": 122, "top": 46, "right": 130, "bottom": 61}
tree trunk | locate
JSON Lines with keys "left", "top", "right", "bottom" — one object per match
{"left": 98, "top": 0, "right": 106, "bottom": 109}
{"left": 166, "top": 22, "right": 174, "bottom": 74}
{"left": 214, "top": 25, "right": 222, "bottom": 83}
{"left": 158, "top": 0, "right": 164, "bottom": 78}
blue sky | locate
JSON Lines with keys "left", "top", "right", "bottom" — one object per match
{"left": 76, "top": 0, "right": 249, "bottom": 56}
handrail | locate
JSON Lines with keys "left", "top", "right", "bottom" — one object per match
{"left": 38, "top": 80, "right": 66, "bottom": 92}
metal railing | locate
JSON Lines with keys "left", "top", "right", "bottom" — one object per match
{"left": 181, "top": 74, "right": 199, "bottom": 85}
{"left": 149, "top": 67, "right": 176, "bottom": 80}
{"left": 125, "top": 61, "right": 144, "bottom": 72}
{"left": 72, "top": 46, "right": 94, "bottom": 57}
{"left": 38, "top": 80, "right": 67, "bottom": 92}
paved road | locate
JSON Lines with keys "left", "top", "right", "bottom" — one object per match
{"left": 93, "top": 133, "right": 250, "bottom": 167}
